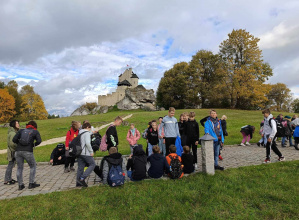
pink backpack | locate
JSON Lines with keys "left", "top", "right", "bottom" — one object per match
{"left": 100, "top": 125, "right": 113, "bottom": 152}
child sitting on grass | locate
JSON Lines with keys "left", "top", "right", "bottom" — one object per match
{"left": 166, "top": 145, "right": 184, "bottom": 179}
{"left": 147, "top": 146, "right": 170, "bottom": 178}
{"left": 181, "top": 146, "right": 194, "bottom": 174}
{"left": 126, "top": 145, "right": 147, "bottom": 181}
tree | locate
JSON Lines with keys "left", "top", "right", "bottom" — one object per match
{"left": 0, "top": 81, "right": 5, "bottom": 89}
{"left": 219, "top": 29, "right": 273, "bottom": 109}
{"left": 267, "top": 83, "right": 292, "bottom": 111}
{"left": 292, "top": 98, "right": 299, "bottom": 113}
{"left": 20, "top": 85, "right": 48, "bottom": 120}
{"left": 0, "top": 88, "right": 16, "bottom": 123}
{"left": 156, "top": 62, "right": 189, "bottom": 109}
{"left": 5, "top": 80, "right": 22, "bottom": 117}
{"left": 189, "top": 50, "right": 224, "bottom": 108}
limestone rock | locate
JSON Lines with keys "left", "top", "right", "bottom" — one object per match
{"left": 100, "top": 106, "right": 109, "bottom": 114}
{"left": 159, "top": 107, "right": 165, "bottom": 111}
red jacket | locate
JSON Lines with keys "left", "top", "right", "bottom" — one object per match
{"left": 126, "top": 129, "right": 141, "bottom": 146}
{"left": 65, "top": 127, "right": 79, "bottom": 149}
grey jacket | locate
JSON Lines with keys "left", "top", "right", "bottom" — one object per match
{"left": 101, "top": 153, "right": 126, "bottom": 185}
{"left": 79, "top": 129, "right": 93, "bottom": 156}
{"left": 7, "top": 127, "right": 18, "bottom": 161}
{"left": 159, "top": 115, "right": 180, "bottom": 138}
{"left": 262, "top": 114, "right": 277, "bottom": 140}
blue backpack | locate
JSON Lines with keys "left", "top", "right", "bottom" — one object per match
{"left": 107, "top": 165, "right": 125, "bottom": 187}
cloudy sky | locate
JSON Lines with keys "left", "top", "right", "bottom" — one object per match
{"left": 1, "top": 0, "right": 299, "bottom": 116}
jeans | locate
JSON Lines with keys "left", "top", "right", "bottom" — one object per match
{"left": 5, "top": 159, "right": 16, "bottom": 182}
{"left": 147, "top": 143, "right": 155, "bottom": 156}
{"left": 77, "top": 155, "right": 96, "bottom": 180}
{"left": 127, "top": 170, "right": 140, "bottom": 181}
{"left": 159, "top": 138, "right": 166, "bottom": 156}
{"left": 213, "top": 141, "right": 220, "bottom": 166}
{"left": 258, "top": 136, "right": 267, "bottom": 145}
{"left": 282, "top": 136, "right": 293, "bottom": 146}
{"left": 15, "top": 151, "right": 36, "bottom": 185}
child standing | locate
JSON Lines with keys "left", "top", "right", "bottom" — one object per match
{"left": 147, "top": 121, "right": 159, "bottom": 156}
{"left": 262, "top": 109, "right": 285, "bottom": 163}
{"left": 126, "top": 123, "right": 141, "bottom": 155}
{"left": 240, "top": 125, "right": 255, "bottom": 146}
{"left": 158, "top": 117, "right": 166, "bottom": 156}
{"left": 185, "top": 112, "right": 199, "bottom": 167}
{"left": 106, "top": 116, "right": 123, "bottom": 150}
{"left": 181, "top": 146, "right": 194, "bottom": 174}
{"left": 178, "top": 113, "right": 187, "bottom": 146}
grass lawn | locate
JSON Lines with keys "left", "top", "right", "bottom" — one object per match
{"left": 0, "top": 161, "right": 298, "bottom": 219}
{"left": 0, "top": 109, "right": 294, "bottom": 164}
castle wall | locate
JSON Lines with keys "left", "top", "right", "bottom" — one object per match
{"left": 98, "top": 86, "right": 127, "bottom": 106}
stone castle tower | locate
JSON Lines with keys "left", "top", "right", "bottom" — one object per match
{"left": 98, "top": 68, "right": 139, "bottom": 106}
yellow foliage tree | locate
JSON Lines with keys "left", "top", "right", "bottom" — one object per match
{"left": 0, "top": 88, "right": 16, "bottom": 123}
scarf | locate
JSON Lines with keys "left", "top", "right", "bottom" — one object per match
{"left": 26, "top": 125, "right": 37, "bottom": 130}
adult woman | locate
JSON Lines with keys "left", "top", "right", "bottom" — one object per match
{"left": 4, "top": 120, "right": 20, "bottom": 185}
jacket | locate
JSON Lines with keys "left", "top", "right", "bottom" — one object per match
{"left": 240, "top": 125, "right": 254, "bottom": 139}
{"left": 204, "top": 117, "right": 224, "bottom": 143}
{"left": 293, "top": 126, "right": 299, "bottom": 138}
{"left": 185, "top": 119, "right": 200, "bottom": 141}
{"left": 79, "top": 129, "right": 93, "bottom": 156}
{"left": 262, "top": 114, "right": 277, "bottom": 140}
{"left": 284, "top": 120, "right": 293, "bottom": 137}
{"left": 221, "top": 120, "right": 228, "bottom": 136}
{"left": 126, "top": 145, "right": 147, "bottom": 180}
{"left": 50, "top": 147, "right": 66, "bottom": 160}
{"left": 200, "top": 116, "right": 209, "bottom": 127}
{"left": 106, "top": 125, "right": 118, "bottom": 148}
{"left": 147, "top": 128, "right": 159, "bottom": 145}
{"left": 159, "top": 116, "right": 180, "bottom": 138}
{"left": 181, "top": 153, "right": 194, "bottom": 174}
{"left": 126, "top": 128, "right": 140, "bottom": 146}
{"left": 65, "top": 127, "right": 79, "bottom": 149}
{"left": 147, "top": 153, "right": 170, "bottom": 178}
{"left": 101, "top": 153, "right": 125, "bottom": 185}
{"left": 13, "top": 128, "right": 42, "bottom": 152}
{"left": 7, "top": 127, "right": 18, "bottom": 161}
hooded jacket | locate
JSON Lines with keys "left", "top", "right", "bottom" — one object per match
{"left": 50, "top": 146, "right": 66, "bottom": 160}
{"left": 13, "top": 128, "right": 42, "bottom": 152}
{"left": 159, "top": 115, "right": 180, "bottom": 138}
{"left": 204, "top": 117, "right": 224, "bottom": 143}
{"left": 126, "top": 145, "right": 147, "bottom": 180}
{"left": 7, "top": 127, "right": 18, "bottom": 161}
{"left": 262, "top": 114, "right": 277, "bottom": 140}
{"left": 126, "top": 128, "right": 141, "bottom": 146}
{"left": 101, "top": 153, "right": 125, "bottom": 185}
{"left": 147, "top": 153, "right": 170, "bottom": 178}
{"left": 185, "top": 119, "right": 200, "bottom": 141}
{"left": 79, "top": 129, "right": 93, "bottom": 156}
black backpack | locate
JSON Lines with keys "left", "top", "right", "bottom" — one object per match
{"left": 274, "top": 119, "right": 285, "bottom": 137}
{"left": 169, "top": 155, "right": 183, "bottom": 179}
{"left": 19, "top": 129, "right": 33, "bottom": 146}
{"left": 69, "top": 131, "right": 88, "bottom": 157}
{"left": 91, "top": 132, "right": 102, "bottom": 152}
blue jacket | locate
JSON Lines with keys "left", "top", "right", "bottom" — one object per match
{"left": 294, "top": 126, "right": 299, "bottom": 138}
{"left": 204, "top": 117, "right": 224, "bottom": 143}
{"left": 175, "top": 136, "right": 183, "bottom": 156}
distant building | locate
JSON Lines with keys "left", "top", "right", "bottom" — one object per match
{"left": 98, "top": 68, "right": 139, "bottom": 106}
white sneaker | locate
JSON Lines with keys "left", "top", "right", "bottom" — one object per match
{"left": 195, "top": 164, "right": 198, "bottom": 169}
{"left": 240, "top": 143, "right": 246, "bottom": 146}
{"left": 245, "top": 142, "right": 251, "bottom": 146}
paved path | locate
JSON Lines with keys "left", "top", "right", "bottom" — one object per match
{"left": 0, "top": 114, "right": 133, "bottom": 155}
{"left": 0, "top": 143, "right": 298, "bottom": 200}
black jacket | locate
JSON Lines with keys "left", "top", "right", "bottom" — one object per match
{"left": 126, "top": 145, "right": 147, "bottom": 180}
{"left": 50, "top": 147, "right": 65, "bottom": 160}
{"left": 13, "top": 128, "right": 42, "bottom": 152}
{"left": 147, "top": 128, "right": 159, "bottom": 145}
{"left": 221, "top": 120, "right": 228, "bottom": 136}
{"left": 106, "top": 125, "right": 118, "bottom": 148}
{"left": 240, "top": 125, "right": 254, "bottom": 139}
{"left": 181, "top": 153, "right": 194, "bottom": 174}
{"left": 147, "top": 153, "right": 170, "bottom": 178}
{"left": 284, "top": 120, "right": 293, "bottom": 136}
{"left": 185, "top": 120, "right": 200, "bottom": 141}
{"left": 200, "top": 116, "right": 209, "bottom": 127}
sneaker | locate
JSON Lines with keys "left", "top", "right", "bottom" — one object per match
{"left": 219, "top": 155, "right": 223, "bottom": 160}
{"left": 240, "top": 143, "right": 246, "bottom": 146}
{"left": 194, "top": 164, "right": 198, "bottom": 169}
{"left": 214, "top": 165, "right": 225, "bottom": 171}
{"left": 245, "top": 142, "right": 250, "bottom": 146}
{"left": 294, "top": 145, "right": 299, "bottom": 150}
{"left": 18, "top": 184, "right": 25, "bottom": 191}
{"left": 257, "top": 142, "right": 261, "bottom": 147}
{"left": 263, "top": 158, "right": 271, "bottom": 164}
{"left": 64, "top": 168, "right": 70, "bottom": 173}
{"left": 28, "top": 182, "right": 40, "bottom": 189}
{"left": 70, "top": 166, "right": 75, "bottom": 172}
{"left": 278, "top": 156, "right": 285, "bottom": 162}
{"left": 76, "top": 178, "right": 88, "bottom": 187}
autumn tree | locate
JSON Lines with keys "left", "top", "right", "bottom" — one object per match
{"left": 219, "top": 29, "right": 273, "bottom": 109}
{"left": 20, "top": 85, "right": 48, "bottom": 120}
{"left": 292, "top": 98, "right": 299, "bottom": 113}
{"left": 5, "top": 80, "right": 22, "bottom": 117}
{"left": 267, "top": 83, "right": 292, "bottom": 111}
{"left": 0, "top": 88, "right": 16, "bottom": 123}
{"left": 156, "top": 62, "right": 189, "bottom": 109}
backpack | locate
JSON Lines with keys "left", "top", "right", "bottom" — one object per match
{"left": 142, "top": 128, "right": 148, "bottom": 139}
{"left": 169, "top": 155, "right": 183, "bottom": 179}
{"left": 19, "top": 129, "right": 33, "bottom": 146}
{"left": 100, "top": 125, "right": 113, "bottom": 152}
{"left": 107, "top": 164, "right": 125, "bottom": 187}
{"left": 274, "top": 119, "right": 285, "bottom": 137}
{"left": 91, "top": 132, "right": 102, "bottom": 152}
{"left": 69, "top": 131, "right": 88, "bottom": 157}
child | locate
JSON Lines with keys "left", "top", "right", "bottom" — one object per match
{"left": 166, "top": 145, "right": 184, "bottom": 179}
{"left": 262, "top": 109, "right": 285, "bottom": 163}
{"left": 291, "top": 117, "right": 299, "bottom": 150}
{"left": 257, "top": 120, "right": 266, "bottom": 147}
{"left": 204, "top": 110, "right": 225, "bottom": 171}
{"left": 185, "top": 111, "right": 199, "bottom": 167}
{"left": 159, "top": 107, "right": 180, "bottom": 156}
{"left": 94, "top": 147, "right": 125, "bottom": 185}
{"left": 147, "top": 121, "right": 159, "bottom": 156}
{"left": 65, "top": 121, "right": 80, "bottom": 173}
{"left": 147, "top": 146, "right": 170, "bottom": 178}
{"left": 178, "top": 113, "right": 187, "bottom": 146}
{"left": 126, "top": 145, "right": 147, "bottom": 181}
{"left": 219, "top": 115, "right": 228, "bottom": 160}
{"left": 49, "top": 143, "right": 66, "bottom": 166}
{"left": 126, "top": 123, "right": 141, "bottom": 155}
{"left": 181, "top": 146, "right": 194, "bottom": 174}
{"left": 240, "top": 125, "right": 255, "bottom": 146}
{"left": 158, "top": 117, "right": 166, "bottom": 156}
{"left": 106, "top": 116, "right": 123, "bottom": 150}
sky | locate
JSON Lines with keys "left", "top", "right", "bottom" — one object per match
{"left": 0, "top": 0, "right": 299, "bottom": 116}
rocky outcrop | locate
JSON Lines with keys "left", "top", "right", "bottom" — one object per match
{"left": 116, "top": 85, "right": 156, "bottom": 110}
{"left": 70, "top": 105, "right": 109, "bottom": 116}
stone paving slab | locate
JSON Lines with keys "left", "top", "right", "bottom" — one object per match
{"left": 0, "top": 144, "right": 298, "bottom": 200}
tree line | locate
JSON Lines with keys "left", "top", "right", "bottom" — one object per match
{"left": 157, "top": 29, "right": 298, "bottom": 112}
{"left": 0, "top": 80, "right": 48, "bottom": 123}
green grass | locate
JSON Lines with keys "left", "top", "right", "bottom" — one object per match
{"left": 0, "top": 109, "right": 293, "bottom": 164}
{"left": 0, "top": 161, "right": 298, "bottom": 219}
